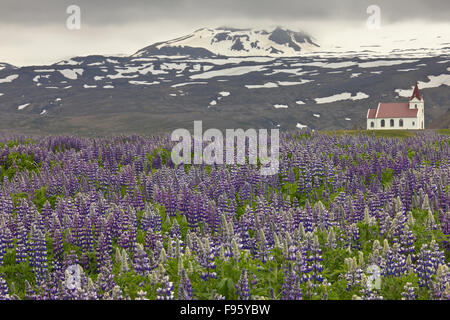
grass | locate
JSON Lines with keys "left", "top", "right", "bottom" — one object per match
{"left": 322, "top": 129, "right": 450, "bottom": 138}
{"left": 437, "top": 129, "right": 450, "bottom": 135}
{"left": 323, "top": 130, "right": 416, "bottom": 138}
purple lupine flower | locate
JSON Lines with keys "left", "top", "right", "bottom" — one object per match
{"left": 105, "top": 285, "right": 125, "bottom": 300}
{"left": 156, "top": 275, "right": 174, "bottom": 300}
{"left": 344, "top": 257, "right": 363, "bottom": 290}
{"left": 178, "top": 269, "right": 193, "bottom": 300}
{"left": 429, "top": 240, "right": 446, "bottom": 272}
{"left": 198, "top": 237, "right": 217, "bottom": 280}
{"left": 236, "top": 269, "right": 250, "bottom": 300}
{"left": 401, "top": 282, "right": 417, "bottom": 300}
{"left": 294, "top": 244, "right": 310, "bottom": 284}
{"left": 251, "top": 272, "right": 258, "bottom": 286}
{"left": 0, "top": 229, "right": 6, "bottom": 267}
{"left": 399, "top": 225, "right": 415, "bottom": 255}
{"left": 415, "top": 244, "right": 436, "bottom": 288}
{"left": 2, "top": 227, "right": 14, "bottom": 250}
{"left": 432, "top": 264, "right": 450, "bottom": 300}
{"left": 306, "top": 235, "right": 324, "bottom": 284}
{"left": 383, "top": 243, "right": 406, "bottom": 278}
{"left": 96, "top": 267, "right": 116, "bottom": 298}
{"left": 52, "top": 227, "right": 64, "bottom": 271}
{"left": 358, "top": 276, "right": 383, "bottom": 300}
{"left": 29, "top": 227, "right": 48, "bottom": 284}
{"left": 96, "top": 232, "right": 110, "bottom": 272}
{"left": 14, "top": 220, "right": 28, "bottom": 264}
{"left": 348, "top": 223, "right": 360, "bottom": 250}
{"left": 24, "top": 280, "right": 37, "bottom": 300}
{"left": 133, "top": 244, "right": 151, "bottom": 276}
{"left": 281, "top": 264, "right": 302, "bottom": 300}
{"left": 0, "top": 277, "right": 9, "bottom": 300}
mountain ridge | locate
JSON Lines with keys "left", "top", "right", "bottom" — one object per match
{"left": 133, "top": 27, "right": 320, "bottom": 58}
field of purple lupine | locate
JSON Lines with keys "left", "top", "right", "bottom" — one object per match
{"left": 0, "top": 130, "right": 448, "bottom": 300}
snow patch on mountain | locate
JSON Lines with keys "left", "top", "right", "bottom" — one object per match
{"left": 358, "top": 60, "right": 419, "bottom": 68}
{"left": 129, "top": 80, "right": 160, "bottom": 86}
{"left": 59, "top": 69, "right": 84, "bottom": 80}
{"left": 273, "top": 104, "right": 288, "bottom": 109}
{"left": 171, "top": 81, "right": 208, "bottom": 88}
{"left": 315, "top": 92, "right": 369, "bottom": 104}
{"left": 265, "top": 68, "right": 308, "bottom": 76}
{"left": 191, "top": 57, "right": 275, "bottom": 65}
{"left": 34, "top": 69, "right": 55, "bottom": 73}
{"left": 18, "top": 103, "right": 30, "bottom": 110}
{"left": 395, "top": 74, "right": 450, "bottom": 97}
{"left": 191, "top": 65, "right": 267, "bottom": 79}
{"left": 398, "top": 68, "right": 418, "bottom": 72}
{"left": 246, "top": 82, "right": 278, "bottom": 89}
{"left": 303, "top": 61, "right": 356, "bottom": 69}
{"left": 278, "top": 80, "right": 311, "bottom": 86}
{"left": 0, "top": 74, "right": 19, "bottom": 83}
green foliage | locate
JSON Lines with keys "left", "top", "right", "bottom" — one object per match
{"left": 381, "top": 168, "right": 394, "bottom": 186}
{"left": 33, "top": 187, "right": 59, "bottom": 210}
{"left": 0, "top": 151, "right": 40, "bottom": 181}
{"left": 437, "top": 129, "right": 450, "bottom": 135}
{"left": 0, "top": 249, "right": 35, "bottom": 299}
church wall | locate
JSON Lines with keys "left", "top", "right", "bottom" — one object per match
{"left": 367, "top": 118, "right": 419, "bottom": 130}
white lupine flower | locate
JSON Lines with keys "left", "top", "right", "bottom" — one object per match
{"left": 382, "top": 239, "right": 390, "bottom": 256}
{"left": 422, "top": 194, "right": 431, "bottom": 211}
{"left": 407, "top": 212, "right": 415, "bottom": 226}
{"left": 159, "top": 248, "right": 167, "bottom": 264}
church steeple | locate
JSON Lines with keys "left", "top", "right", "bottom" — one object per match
{"left": 410, "top": 82, "right": 422, "bottom": 101}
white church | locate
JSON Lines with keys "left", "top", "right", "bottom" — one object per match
{"left": 367, "top": 83, "right": 424, "bottom": 130}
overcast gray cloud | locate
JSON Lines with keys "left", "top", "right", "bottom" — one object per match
{"left": 0, "top": 0, "right": 449, "bottom": 25}
{"left": 0, "top": 0, "right": 449, "bottom": 66}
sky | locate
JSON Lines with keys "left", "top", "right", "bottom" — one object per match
{"left": 1, "top": 0, "right": 449, "bottom": 66}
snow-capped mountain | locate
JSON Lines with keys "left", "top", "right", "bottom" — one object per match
{"left": 0, "top": 26, "right": 449, "bottom": 135}
{"left": 134, "top": 27, "right": 320, "bottom": 57}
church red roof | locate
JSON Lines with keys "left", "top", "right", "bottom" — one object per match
{"left": 410, "top": 83, "right": 422, "bottom": 101}
{"left": 376, "top": 103, "right": 418, "bottom": 118}
{"left": 367, "top": 109, "right": 377, "bottom": 119}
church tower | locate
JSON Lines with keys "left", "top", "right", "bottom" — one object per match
{"left": 409, "top": 83, "right": 424, "bottom": 129}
